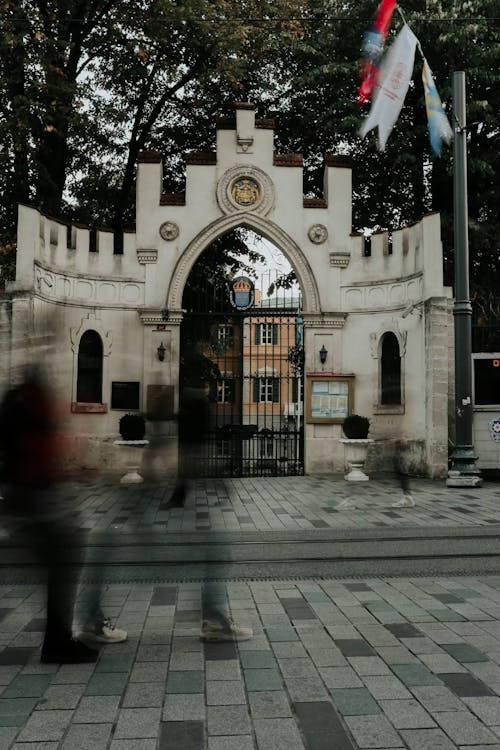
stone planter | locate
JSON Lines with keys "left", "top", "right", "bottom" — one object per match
{"left": 339, "top": 438, "right": 374, "bottom": 481}
{"left": 113, "top": 440, "right": 149, "bottom": 484}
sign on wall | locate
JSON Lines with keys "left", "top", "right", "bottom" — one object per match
{"left": 306, "top": 374, "right": 354, "bottom": 423}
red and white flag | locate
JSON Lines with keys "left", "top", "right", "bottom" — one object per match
{"left": 359, "top": 24, "right": 417, "bottom": 150}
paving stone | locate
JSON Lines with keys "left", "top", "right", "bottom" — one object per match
{"left": 390, "top": 663, "right": 442, "bottom": 687}
{"left": 417, "top": 653, "right": 467, "bottom": 674}
{"left": 169, "top": 652, "right": 203, "bottom": 671}
{"left": 265, "top": 627, "right": 299, "bottom": 643}
{"left": 114, "top": 707, "right": 162, "bottom": 739}
{"left": 61, "top": 723, "right": 112, "bottom": 749}
{"left": 294, "top": 700, "right": 356, "bottom": 750}
{"left": 122, "top": 682, "right": 164, "bottom": 708}
{"left": 439, "top": 672, "right": 494, "bottom": 697}
{"left": 461, "top": 696, "right": 500, "bottom": 725}
{"left": 441, "top": 643, "right": 489, "bottom": 662}
{"left": 2, "top": 675, "right": 52, "bottom": 699}
{"left": 330, "top": 688, "right": 381, "bottom": 715}
{"left": 207, "top": 705, "right": 252, "bottom": 735}
{"left": 206, "top": 660, "right": 241, "bottom": 680}
{"left": 400, "top": 727, "right": 458, "bottom": 749}
{"left": 162, "top": 693, "right": 205, "bottom": 721}
{"left": 283, "top": 676, "right": 330, "bottom": 702}
{"left": 95, "top": 654, "right": 135, "bottom": 673}
{"left": 159, "top": 721, "right": 205, "bottom": 749}
{"left": 335, "top": 639, "right": 376, "bottom": 657}
{"left": 208, "top": 736, "right": 255, "bottom": 750}
{"left": 16, "top": 710, "right": 73, "bottom": 742}
{"left": 85, "top": 672, "right": 128, "bottom": 696}
{"left": 0, "top": 727, "right": 18, "bottom": 747}
{"left": 348, "top": 657, "right": 391, "bottom": 676}
{"left": 362, "top": 673, "right": 413, "bottom": 700}
{"left": 276, "top": 658, "right": 318, "bottom": 678}
{"left": 344, "top": 714, "right": 403, "bottom": 748}
{"left": 434, "top": 710, "right": 499, "bottom": 744}
{"left": 166, "top": 670, "right": 204, "bottom": 694}
{"left": 306, "top": 648, "right": 347, "bottom": 667}
{"left": 244, "top": 668, "right": 283, "bottom": 691}
{"left": 254, "top": 717, "right": 306, "bottom": 750}
{"left": 410, "top": 685, "right": 466, "bottom": 712}
{"left": 36, "top": 684, "right": 85, "bottom": 710}
{"left": 240, "top": 651, "right": 276, "bottom": 669}
{"left": 204, "top": 642, "right": 238, "bottom": 661}
{"left": 73, "top": 696, "right": 121, "bottom": 723}
{"left": 11, "top": 743, "right": 60, "bottom": 749}
{"left": 129, "top": 662, "right": 168, "bottom": 683}
{"left": 375, "top": 647, "right": 419, "bottom": 664}
{"left": 206, "top": 680, "right": 246, "bottom": 705}
{"left": 384, "top": 624, "right": 423, "bottom": 639}
{"left": 319, "top": 667, "right": 363, "bottom": 689}
{"left": 51, "top": 664, "right": 96, "bottom": 684}
{"left": 379, "top": 699, "right": 436, "bottom": 729}
{"left": 271, "top": 642, "right": 309, "bottom": 658}
{"left": 248, "top": 692, "right": 292, "bottom": 718}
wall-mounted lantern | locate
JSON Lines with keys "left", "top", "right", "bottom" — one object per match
{"left": 319, "top": 345, "right": 328, "bottom": 365}
{"left": 157, "top": 342, "right": 166, "bottom": 362}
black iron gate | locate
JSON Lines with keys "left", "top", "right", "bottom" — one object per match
{"left": 179, "top": 275, "right": 304, "bottom": 478}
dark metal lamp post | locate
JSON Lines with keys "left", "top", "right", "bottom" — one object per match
{"left": 447, "top": 71, "right": 482, "bottom": 487}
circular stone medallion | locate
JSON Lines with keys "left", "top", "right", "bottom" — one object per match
{"left": 217, "top": 165, "right": 274, "bottom": 216}
{"left": 159, "top": 221, "right": 179, "bottom": 241}
{"left": 308, "top": 224, "right": 328, "bottom": 244}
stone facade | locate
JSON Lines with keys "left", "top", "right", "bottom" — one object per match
{"left": 1, "top": 103, "right": 453, "bottom": 477}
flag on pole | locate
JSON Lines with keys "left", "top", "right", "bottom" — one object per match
{"left": 422, "top": 59, "right": 453, "bottom": 156}
{"left": 359, "top": 24, "right": 417, "bottom": 150}
{"left": 357, "top": 0, "right": 397, "bottom": 104}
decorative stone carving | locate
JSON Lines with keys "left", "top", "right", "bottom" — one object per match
{"left": 137, "top": 249, "right": 158, "bottom": 264}
{"left": 369, "top": 319, "right": 407, "bottom": 358}
{"left": 139, "top": 308, "right": 184, "bottom": 326}
{"left": 308, "top": 224, "right": 328, "bottom": 244}
{"left": 159, "top": 221, "right": 179, "bottom": 241}
{"left": 329, "top": 251, "right": 350, "bottom": 268}
{"left": 216, "top": 165, "right": 274, "bottom": 216}
{"left": 70, "top": 313, "right": 113, "bottom": 356}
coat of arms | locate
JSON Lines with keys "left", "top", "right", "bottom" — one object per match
{"left": 231, "top": 177, "right": 260, "bottom": 207}
{"left": 229, "top": 276, "right": 255, "bottom": 310}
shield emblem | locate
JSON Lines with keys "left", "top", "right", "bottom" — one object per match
{"left": 230, "top": 276, "right": 254, "bottom": 310}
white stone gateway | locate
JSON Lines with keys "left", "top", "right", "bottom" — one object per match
{"left": 0, "top": 102, "right": 453, "bottom": 478}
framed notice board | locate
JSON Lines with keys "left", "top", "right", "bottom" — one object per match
{"left": 306, "top": 374, "right": 354, "bottom": 424}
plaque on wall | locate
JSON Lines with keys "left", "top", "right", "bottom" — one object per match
{"left": 147, "top": 385, "right": 175, "bottom": 420}
{"left": 111, "top": 381, "right": 140, "bottom": 410}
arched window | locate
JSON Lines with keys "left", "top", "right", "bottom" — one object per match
{"left": 381, "top": 332, "right": 401, "bottom": 405}
{"left": 77, "top": 330, "right": 103, "bottom": 403}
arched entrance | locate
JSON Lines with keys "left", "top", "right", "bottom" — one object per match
{"left": 178, "top": 228, "right": 304, "bottom": 477}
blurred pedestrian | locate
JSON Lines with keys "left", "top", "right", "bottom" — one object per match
{"left": 0, "top": 366, "right": 98, "bottom": 663}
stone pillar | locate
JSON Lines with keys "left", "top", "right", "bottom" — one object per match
{"left": 139, "top": 309, "right": 183, "bottom": 477}
{"left": 424, "top": 297, "right": 453, "bottom": 478}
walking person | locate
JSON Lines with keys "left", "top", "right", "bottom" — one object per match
{"left": 0, "top": 366, "right": 98, "bottom": 663}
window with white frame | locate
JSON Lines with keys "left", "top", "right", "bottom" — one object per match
{"left": 255, "top": 322, "right": 277, "bottom": 345}
{"left": 217, "top": 325, "right": 233, "bottom": 346}
{"left": 260, "top": 377, "right": 274, "bottom": 402}
{"left": 217, "top": 377, "right": 234, "bottom": 404}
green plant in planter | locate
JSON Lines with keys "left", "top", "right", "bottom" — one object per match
{"left": 119, "top": 413, "right": 146, "bottom": 441}
{"left": 342, "top": 414, "right": 370, "bottom": 439}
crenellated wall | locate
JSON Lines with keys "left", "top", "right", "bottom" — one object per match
{"left": 5, "top": 101, "right": 453, "bottom": 478}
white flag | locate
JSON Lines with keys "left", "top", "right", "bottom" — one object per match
{"left": 360, "top": 24, "right": 417, "bottom": 150}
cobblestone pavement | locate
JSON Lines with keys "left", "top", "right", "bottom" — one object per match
{"left": 55, "top": 475, "right": 500, "bottom": 534}
{"left": 2, "top": 576, "right": 500, "bottom": 748}
{"left": 1, "top": 475, "right": 500, "bottom": 748}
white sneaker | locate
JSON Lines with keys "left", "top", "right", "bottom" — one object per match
{"left": 392, "top": 494, "right": 415, "bottom": 508}
{"left": 77, "top": 618, "right": 128, "bottom": 644}
{"left": 200, "top": 618, "right": 253, "bottom": 642}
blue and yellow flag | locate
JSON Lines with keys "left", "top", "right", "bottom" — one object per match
{"left": 422, "top": 60, "right": 453, "bottom": 156}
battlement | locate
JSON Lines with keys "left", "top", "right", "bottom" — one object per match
{"left": 135, "top": 102, "right": 354, "bottom": 247}
{"left": 344, "top": 212, "right": 445, "bottom": 299}
{"left": 13, "top": 205, "right": 142, "bottom": 291}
